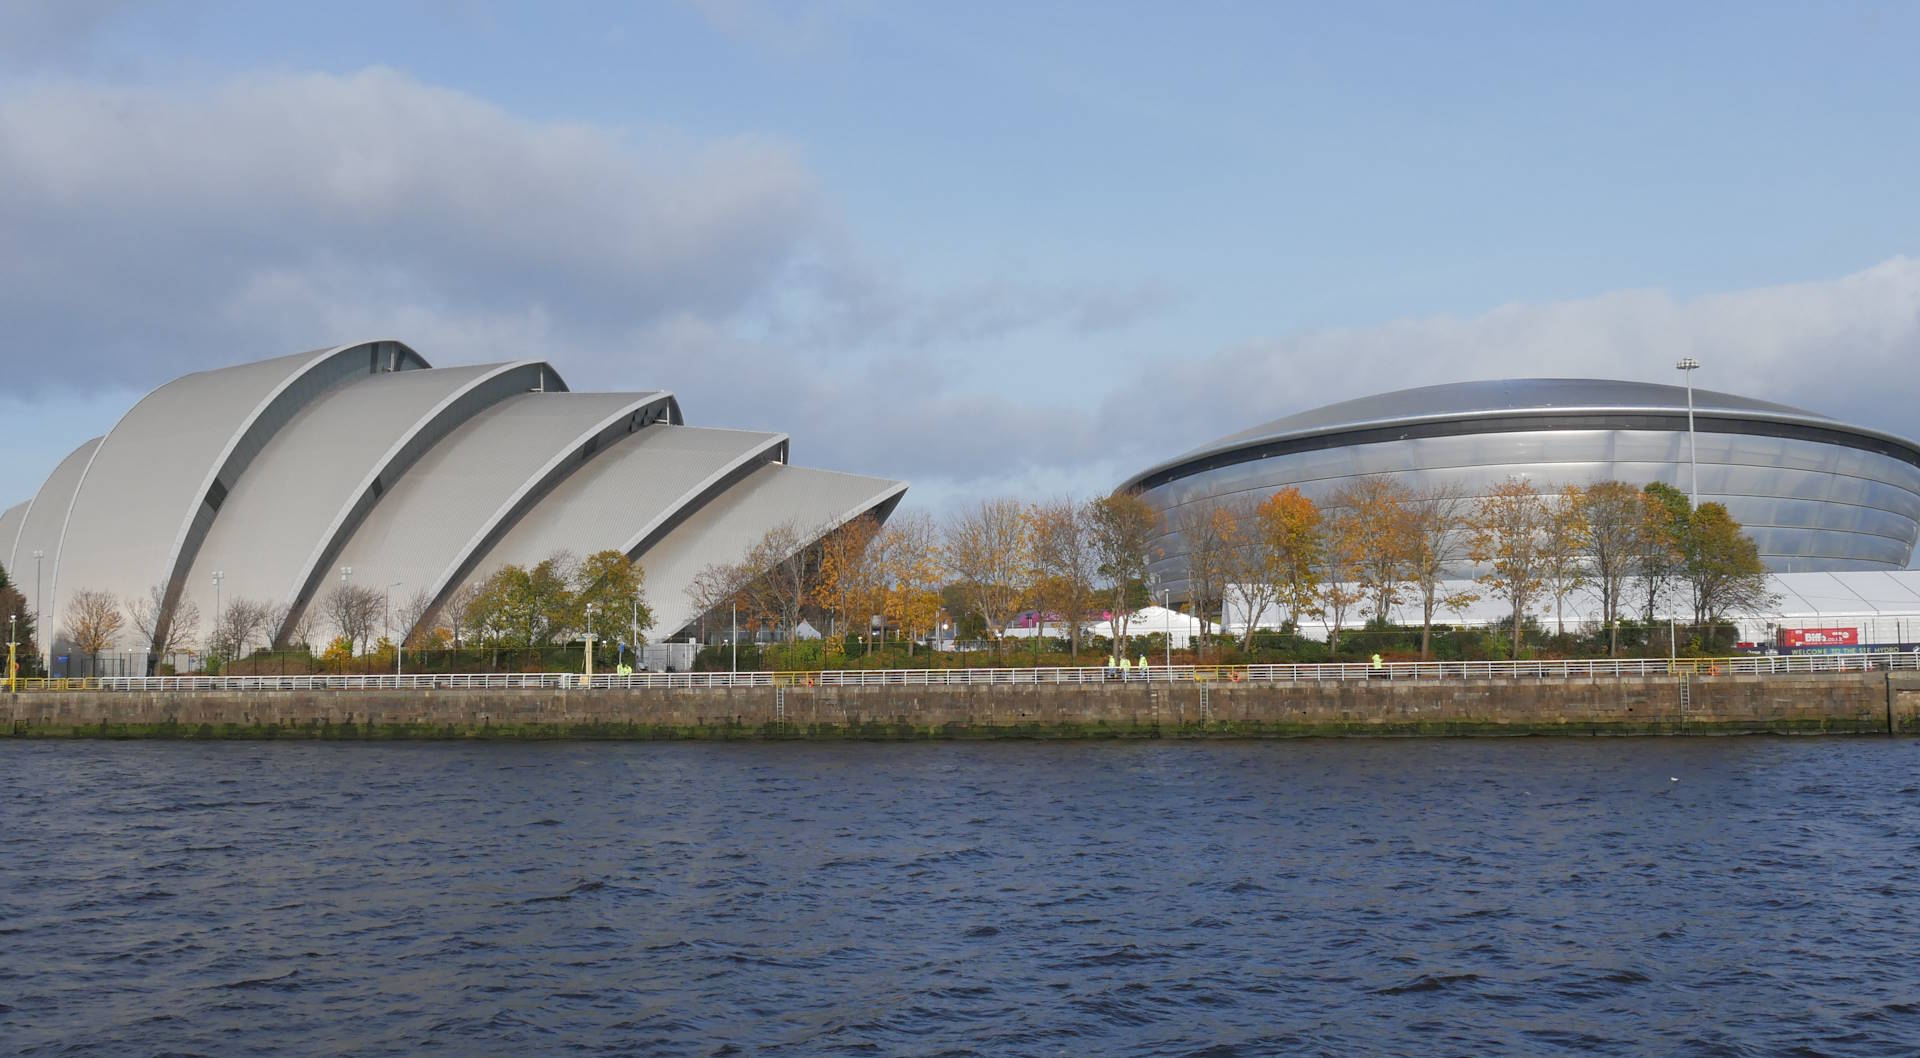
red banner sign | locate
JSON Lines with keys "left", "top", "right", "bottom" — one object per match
{"left": 1780, "top": 627, "right": 1858, "bottom": 648}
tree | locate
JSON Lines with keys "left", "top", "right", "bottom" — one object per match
{"left": 395, "top": 588, "right": 435, "bottom": 651}
{"left": 129, "top": 585, "right": 199, "bottom": 665}
{"left": 1218, "top": 500, "right": 1275, "bottom": 650}
{"left": 1258, "top": 487, "right": 1323, "bottom": 636}
{"left": 815, "top": 514, "right": 886, "bottom": 646}
{"left": 0, "top": 563, "right": 40, "bottom": 676}
{"left": 1333, "top": 476, "right": 1417, "bottom": 627}
{"left": 1028, "top": 498, "right": 1099, "bottom": 656}
{"left": 322, "top": 583, "right": 382, "bottom": 655}
{"left": 572, "top": 550, "right": 647, "bottom": 647}
{"left": 1684, "top": 503, "right": 1775, "bottom": 636}
{"left": 61, "top": 589, "right": 123, "bottom": 675}
{"left": 1579, "top": 481, "right": 1644, "bottom": 655}
{"left": 1089, "top": 491, "right": 1158, "bottom": 659}
{"left": 1467, "top": 477, "right": 1551, "bottom": 660}
{"left": 1170, "top": 499, "right": 1234, "bottom": 648}
{"left": 1636, "top": 482, "right": 1690, "bottom": 622}
{"left": 741, "top": 521, "right": 815, "bottom": 645}
{"left": 684, "top": 561, "right": 753, "bottom": 645}
{"left": 1541, "top": 485, "right": 1591, "bottom": 637}
{"left": 1404, "top": 481, "right": 1475, "bottom": 658}
{"left": 877, "top": 510, "right": 943, "bottom": 655}
{"left": 438, "top": 581, "right": 479, "bottom": 649}
{"left": 1317, "top": 506, "right": 1364, "bottom": 655}
{"left": 946, "top": 499, "right": 1033, "bottom": 654}
{"left": 216, "top": 598, "right": 276, "bottom": 660}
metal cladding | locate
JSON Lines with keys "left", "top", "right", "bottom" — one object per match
{"left": 7, "top": 343, "right": 905, "bottom": 663}
{"left": 1122, "top": 378, "right": 1920, "bottom": 598}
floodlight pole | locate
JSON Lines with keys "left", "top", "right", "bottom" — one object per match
{"left": 1676, "top": 358, "right": 1700, "bottom": 508}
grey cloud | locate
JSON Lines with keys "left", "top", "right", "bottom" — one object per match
{"left": 0, "top": 68, "right": 820, "bottom": 387}
{"left": 0, "top": 0, "right": 138, "bottom": 61}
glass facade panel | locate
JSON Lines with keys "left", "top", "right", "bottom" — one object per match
{"left": 1140, "top": 425, "right": 1920, "bottom": 599}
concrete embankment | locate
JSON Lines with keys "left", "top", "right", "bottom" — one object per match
{"left": 8, "top": 671, "right": 1920, "bottom": 739}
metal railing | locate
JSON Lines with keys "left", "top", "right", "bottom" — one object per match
{"left": 9, "top": 650, "right": 1916, "bottom": 693}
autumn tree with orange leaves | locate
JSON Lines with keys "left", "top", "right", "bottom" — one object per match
{"left": 1257, "top": 486, "right": 1323, "bottom": 635}
{"left": 1468, "top": 477, "right": 1551, "bottom": 659}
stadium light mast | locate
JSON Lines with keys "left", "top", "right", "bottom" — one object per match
{"left": 1676, "top": 358, "right": 1700, "bottom": 508}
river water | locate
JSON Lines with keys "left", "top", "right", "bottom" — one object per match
{"left": 3, "top": 738, "right": 1918, "bottom": 1057}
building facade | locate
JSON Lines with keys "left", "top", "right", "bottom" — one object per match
{"left": 1, "top": 342, "right": 904, "bottom": 672}
{"left": 1122, "top": 378, "right": 1920, "bottom": 600}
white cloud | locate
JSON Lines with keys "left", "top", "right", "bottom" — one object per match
{"left": 1111, "top": 257, "right": 1920, "bottom": 465}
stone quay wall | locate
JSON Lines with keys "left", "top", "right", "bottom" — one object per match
{"left": 7, "top": 671, "right": 1919, "bottom": 739}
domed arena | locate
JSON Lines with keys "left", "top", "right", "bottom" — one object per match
{"left": 1123, "top": 378, "right": 1920, "bottom": 599}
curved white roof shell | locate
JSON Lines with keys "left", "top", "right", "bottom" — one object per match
{"left": 477, "top": 425, "right": 788, "bottom": 574}
{"left": 7, "top": 344, "right": 903, "bottom": 668}
{"left": 639, "top": 462, "right": 909, "bottom": 637}
{"left": 176, "top": 361, "right": 559, "bottom": 635}
{"left": 0, "top": 501, "right": 28, "bottom": 577}
{"left": 49, "top": 341, "right": 427, "bottom": 654}
{"left": 9, "top": 436, "right": 102, "bottom": 619}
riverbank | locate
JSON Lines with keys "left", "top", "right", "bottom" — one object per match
{"left": 8, "top": 671, "right": 1920, "bottom": 739}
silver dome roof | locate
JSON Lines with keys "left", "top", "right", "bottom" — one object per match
{"left": 1124, "top": 377, "right": 1918, "bottom": 491}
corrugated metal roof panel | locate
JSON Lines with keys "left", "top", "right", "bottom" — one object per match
{"left": 639, "top": 462, "right": 907, "bottom": 638}
{"left": 176, "top": 363, "right": 515, "bottom": 628}
{"left": 466, "top": 424, "right": 785, "bottom": 586}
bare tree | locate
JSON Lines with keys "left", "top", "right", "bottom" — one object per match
{"left": 685, "top": 561, "right": 752, "bottom": 644}
{"left": 742, "top": 521, "right": 815, "bottom": 645}
{"left": 1541, "top": 486, "right": 1591, "bottom": 637}
{"left": 1219, "top": 500, "right": 1275, "bottom": 650}
{"left": 436, "top": 581, "right": 478, "bottom": 649}
{"left": 1089, "top": 491, "right": 1158, "bottom": 659}
{"left": 285, "top": 603, "right": 321, "bottom": 652}
{"left": 946, "top": 498, "right": 1034, "bottom": 653}
{"left": 1405, "top": 482, "right": 1475, "bottom": 658}
{"left": 1579, "top": 481, "right": 1642, "bottom": 655}
{"left": 61, "top": 589, "right": 123, "bottom": 675}
{"left": 395, "top": 588, "right": 434, "bottom": 650}
{"left": 1028, "top": 498, "right": 1100, "bottom": 657}
{"left": 1170, "top": 498, "right": 1232, "bottom": 647}
{"left": 323, "top": 583, "right": 382, "bottom": 654}
{"left": 130, "top": 585, "right": 200, "bottom": 664}
{"left": 217, "top": 598, "right": 276, "bottom": 660}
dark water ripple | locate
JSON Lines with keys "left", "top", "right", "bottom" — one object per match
{"left": 4, "top": 739, "right": 1920, "bottom": 1056}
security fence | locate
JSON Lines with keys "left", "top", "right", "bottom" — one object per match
{"left": 10, "top": 650, "right": 1916, "bottom": 693}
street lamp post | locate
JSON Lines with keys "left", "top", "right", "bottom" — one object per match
{"left": 8, "top": 613, "right": 17, "bottom": 692}
{"left": 32, "top": 549, "right": 44, "bottom": 674}
{"left": 1676, "top": 357, "right": 1700, "bottom": 508}
{"left": 730, "top": 602, "right": 737, "bottom": 675}
{"left": 388, "top": 582, "right": 403, "bottom": 677}
{"left": 585, "top": 603, "right": 596, "bottom": 686}
{"left": 211, "top": 570, "right": 224, "bottom": 665}
{"left": 340, "top": 566, "right": 353, "bottom": 673}
{"left": 631, "top": 589, "right": 640, "bottom": 672}
{"left": 1162, "top": 587, "right": 1171, "bottom": 672}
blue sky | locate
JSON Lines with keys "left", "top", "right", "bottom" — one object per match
{"left": 3, "top": 0, "right": 1919, "bottom": 513}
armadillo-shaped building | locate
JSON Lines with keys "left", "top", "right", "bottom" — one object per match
{"left": 0, "top": 341, "right": 904, "bottom": 667}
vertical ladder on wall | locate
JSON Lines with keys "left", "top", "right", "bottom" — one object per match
{"left": 1678, "top": 676, "right": 1691, "bottom": 713}
{"left": 1199, "top": 683, "right": 1211, "bottom": 725}
{"left": 775, "top": 686, "right": 787, "bottom": 722}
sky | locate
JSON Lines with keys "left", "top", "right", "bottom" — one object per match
{"left": 2, "top": 0, "right": 1918, "bottom": 517}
